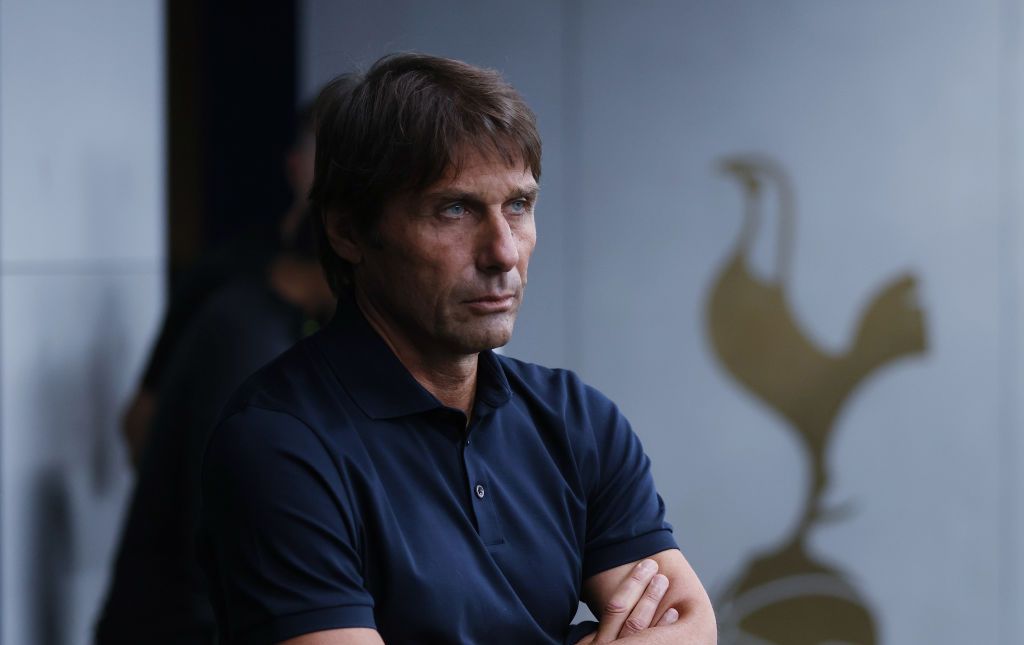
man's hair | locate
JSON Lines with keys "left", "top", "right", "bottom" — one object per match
{"left": 309, "top": 53, "right": 542, "bottom": 294}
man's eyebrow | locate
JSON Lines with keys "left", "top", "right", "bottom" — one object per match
{"left": 426, "top": 190, "right": 475, "bottom": 204}
{"left": 424, "top": 185, "right": 540, "bottom": 203}
{"left": 512, "top": 186, "right": 540, "bottom": 201}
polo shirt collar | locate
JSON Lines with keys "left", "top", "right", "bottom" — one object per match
{"left": 475, "top": 349, "right": 512, "bottom": 409}
{"left": 318, "top": 293, "right": 512, "bottom": 420}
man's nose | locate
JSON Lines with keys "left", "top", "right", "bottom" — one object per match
{"left": 477, "top": 211, "right": 520, "bottom": 273}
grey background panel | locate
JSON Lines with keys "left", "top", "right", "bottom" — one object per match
{"left": 0, "top": 0, "right": 164, "bottom": 643}
{"left": 0, "top": 0, "right": 163, "bottom": 265}
{"left": 572, "top": 3, "right": 1003, "bottom": 643}
{"left": 1, "top": 273, "right": 162, "bottom": 645}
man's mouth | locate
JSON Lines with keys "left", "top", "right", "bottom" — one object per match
{"left": 464, "top": 294, "right": 516, "bottom": 312}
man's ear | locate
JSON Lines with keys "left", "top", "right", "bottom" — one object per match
{"left": 324, "top": 208, "right": 364, "bottom": 265}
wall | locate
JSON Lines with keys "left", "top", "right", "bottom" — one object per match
{"left": 571, "top": 3, "right": 1015, "bottom": 643}
{"left": 0, "top": 1, "right": 165, "bottom": 643}
{"left": 303, "top": 2, "right": 1021, "bottom": 642}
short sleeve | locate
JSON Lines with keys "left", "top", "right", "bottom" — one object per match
{"left": 579, "top": 386, "right": 678, "bottom": 579}
{"left": 199, "top": 406, "right": 375, "bottom": 644}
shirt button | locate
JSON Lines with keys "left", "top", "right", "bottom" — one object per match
{"left": 475, "top": 484, "right": 486, "bottom": 499}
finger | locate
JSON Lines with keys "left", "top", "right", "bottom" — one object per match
{"left": 593, "top": 559, "right": 659, "bottom": 643}
{"left": 617, "top": 574, "right": 669, "bottom": 638}
{"left": 655, "top": 607, "right": 679, "bottom": 627}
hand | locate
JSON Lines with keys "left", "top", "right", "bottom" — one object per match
{"left": 575, "top": 559, "right": 680, "bottom": 644}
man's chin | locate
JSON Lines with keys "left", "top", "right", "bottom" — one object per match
{"left": 452, "top": 320, "right": 515, "bottom": 354}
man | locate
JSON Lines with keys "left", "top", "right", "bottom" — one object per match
{"left": 199, "top": 54, "right": 716, "bottom": 644}
{"left": 119, "top": 104, "right": 319, "bottom": 468}
{"left": 96, "top": 107, "right": 335, "bottom": 644}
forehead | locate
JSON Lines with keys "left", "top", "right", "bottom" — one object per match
{"left": 428, "top": 147, "right": 537, "bottom": 196}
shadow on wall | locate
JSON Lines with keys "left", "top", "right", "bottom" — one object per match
{"left": 32, "top": 468, "right": 72, "bottom": 645}
{"left": 26, "top": 283, "right": 130, "bottom": 644}
{"left": 83, "top": 287, "right": 125, "bottom": 495}
{"left": 706, "top": 155, "right": 928, "bottom": 645}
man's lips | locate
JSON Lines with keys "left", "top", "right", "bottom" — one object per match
{"left": 464, "top": 294, "right": 516, "bottom": 311}
{"left": 466, "top": 293, "right": 516, "bottom": 303}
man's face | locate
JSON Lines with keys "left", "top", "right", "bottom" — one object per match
{"left": 353, "top": 148, "right": 538, "bottom": 359}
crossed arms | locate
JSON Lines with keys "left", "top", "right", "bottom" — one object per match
{"left": 280, "top": 548, "right": 716, "bottom": 645}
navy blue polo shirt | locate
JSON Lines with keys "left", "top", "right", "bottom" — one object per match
{"left": 198, "top": 298, "right": 678, "bottom": 644}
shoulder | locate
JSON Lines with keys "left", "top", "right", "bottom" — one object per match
{"left": 208, "top": 329, "right": 371, "bottom": 477}
{"left": 496, "top": 353, "right": 646, "bottom": 473}
{"left": 148, "top": 284, "right": 296, "bottom": 430}
{"left": 204, "top": 404, "right": 321, "bottom": 484}
{"left": 202, "top": 382, "right": 359, "bottom": 521}
{"left": 198, "top": 279, "right": 294, "bottom": 340}
{"left": 494, "top": 355, "right": 627, "bottom": 483}
{"left": 496, "top": 354, "right": 618, "bottom": 419}
{"left": 167, "top": 279, "right": 297, "bottom": 380}
{"left": 218, "top": 331, "right": 336, "bottom": 426}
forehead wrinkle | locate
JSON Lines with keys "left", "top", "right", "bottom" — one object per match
{"left": 426, "top": 163, "right": 537, "bottom": 204}
{"left": 445, "top": 142, "right": 533, "bottom": 178}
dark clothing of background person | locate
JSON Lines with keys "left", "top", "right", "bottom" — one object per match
{"left": 119, "top": 221, "right": 285, "bottom": 467}
{"left": 141, "top": 220, "right": 283, "bottom": 393}
{"left": 95, "top": 276, "right": 309, "bottom": 645}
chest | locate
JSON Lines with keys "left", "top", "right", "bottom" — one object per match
{"left": 349, "top": 410, "right": 588, "bottom": 643}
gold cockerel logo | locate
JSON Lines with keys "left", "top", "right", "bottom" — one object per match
{"left": 708, "top": 155, "right": 927, "bottom": 644}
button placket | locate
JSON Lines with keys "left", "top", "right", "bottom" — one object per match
{"left": 460, "top": 435, "right": 504, "bottom": 546}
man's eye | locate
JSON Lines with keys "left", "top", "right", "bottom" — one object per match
{"left": 508, "top": 199, "right": 528, "bottom": 214}
{"left": 441, "top": 203, "right": 466, "bottom": 218}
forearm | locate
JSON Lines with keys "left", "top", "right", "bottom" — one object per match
{"left": 611, "top": 617, "right": 716, "bottom": 644}
{"left": 575, "top": 601, "right": 717, "bottom": 645}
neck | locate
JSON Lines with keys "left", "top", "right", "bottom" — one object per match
{"left": 353, "top": 287, "right": 478, "bottom": 417}
{"left": 267, "top": 256, "right": 328, "bottom": 321}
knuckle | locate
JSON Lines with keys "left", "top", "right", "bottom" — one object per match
{"left": 628, "top": 560, "right": 657, "bottom": 584}
{"left": 623, "top": 617, "right": 647, "bottom": 633}
{"left": 647, "top": 577, "right": 668, "bottom": 599}
{"left": 604, "top": 598, "right": 629, "bottom": 616}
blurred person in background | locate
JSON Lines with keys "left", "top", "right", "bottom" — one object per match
{"left": 198, "top": 54, "right": 716, "bottom": 645}
{"left": 118, "top": 104, "right": 320, "bottom": 468}
{"left": 94, "top": 101, "right": 337, "bottom": 645}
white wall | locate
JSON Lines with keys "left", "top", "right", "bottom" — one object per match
{"left": 304, "top": 2, "right": 1023, "bottom": 642}
{"left": 572, "top": 3, "right": 1012, "bottom": 643}
{"left": 0, "top": 1, "right": 165, "bottom": 643}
